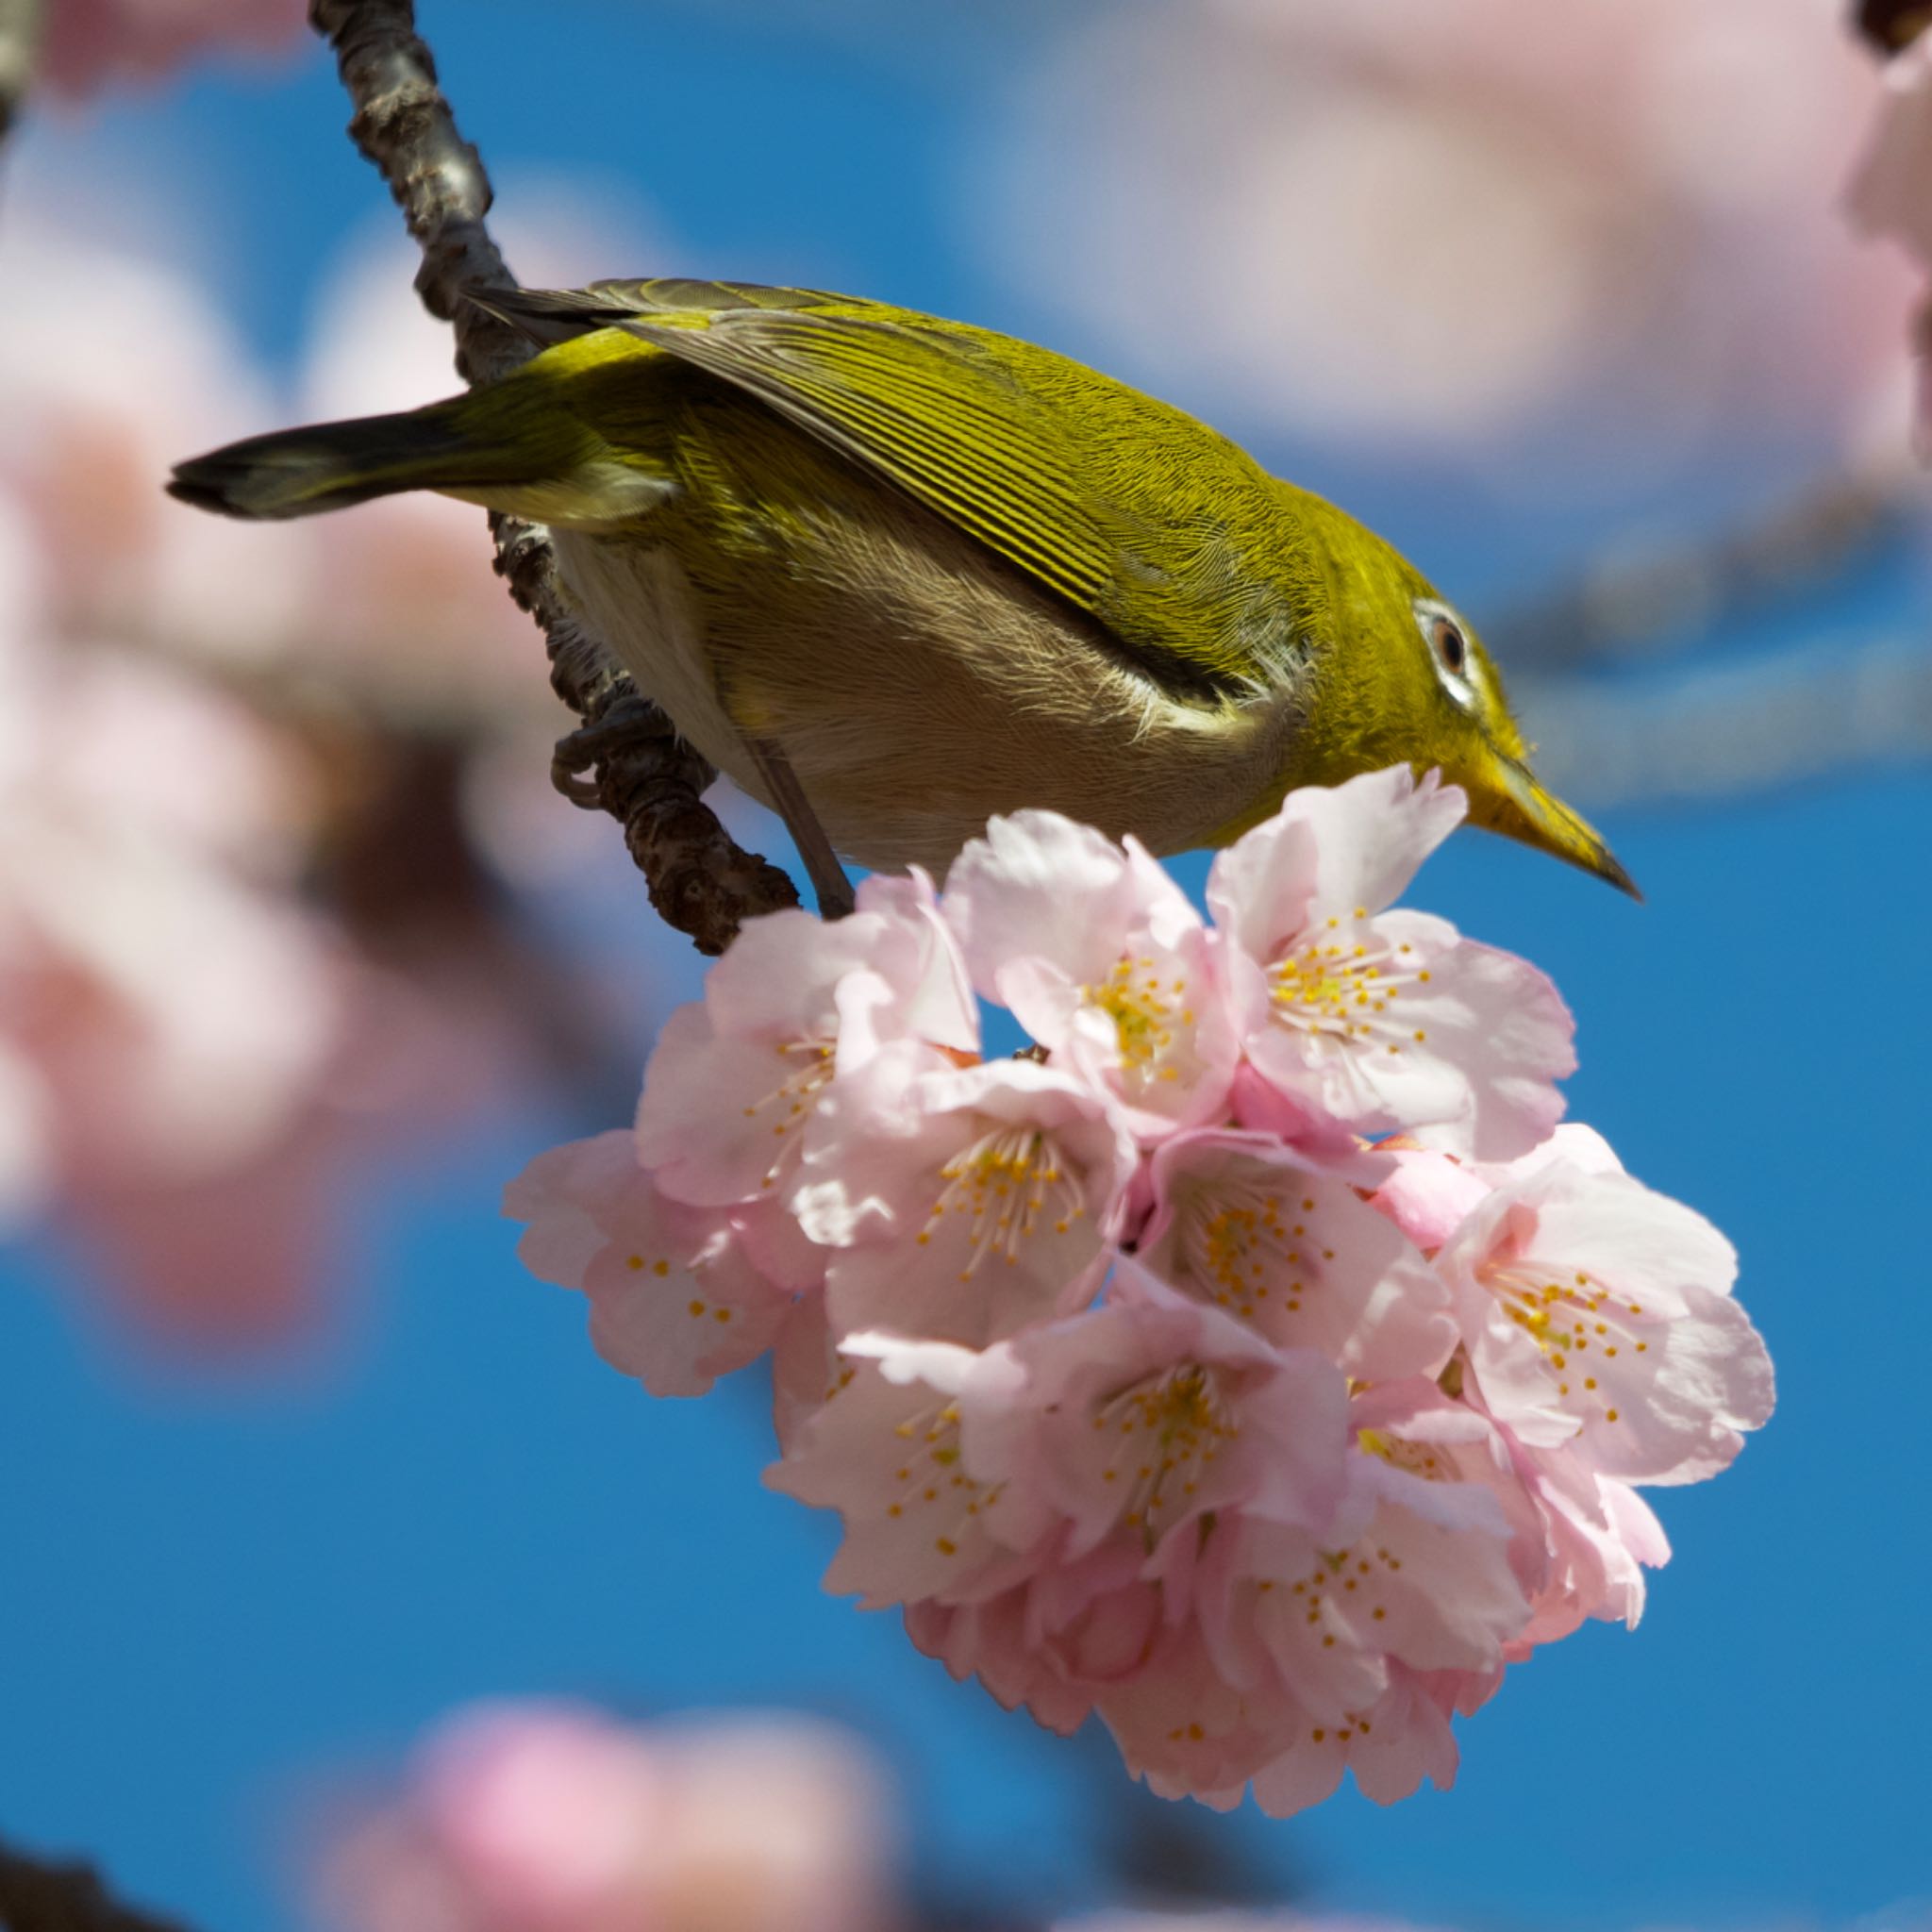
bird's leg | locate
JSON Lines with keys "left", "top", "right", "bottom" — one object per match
{"left": 744, "top": 737, "right": 857, "bottom": 921}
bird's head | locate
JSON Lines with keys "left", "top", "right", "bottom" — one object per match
{"left": 1274, "top": 493, "right": 1637, "bottom": 897}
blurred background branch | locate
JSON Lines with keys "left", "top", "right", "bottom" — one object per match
{"left": 0, "top": 0, "right": 38, "bottom": 145}
{"left": 0, "top": 1840, "right": 190, "bottom": 1932}
{"left": 1858, "top": 0, "right": 1932, "bottom": 54}
{"left": 308, "top": 0, "right": 796, "bottom": 955}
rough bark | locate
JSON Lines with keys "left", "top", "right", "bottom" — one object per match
{"left": 307, "top": 0, "right": 799, "bottom": 954}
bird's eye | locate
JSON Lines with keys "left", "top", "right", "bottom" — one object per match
{"left": 1413, "top": 597, "right": 1479, "bottom": 710}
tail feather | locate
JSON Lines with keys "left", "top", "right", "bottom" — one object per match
{"left": 167, "top": 409, "right": 483, "bottom": 522}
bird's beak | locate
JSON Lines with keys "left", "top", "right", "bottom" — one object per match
{"left": 1462, "top": 750, "right": 1641, "bottom": 899}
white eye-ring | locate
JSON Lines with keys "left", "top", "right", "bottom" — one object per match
{"left": 1414, "top": 597, "right": 1480, "bottom": 712}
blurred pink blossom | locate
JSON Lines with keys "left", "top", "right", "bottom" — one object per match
{"left": 38, "top": 0, "right": 305, "bottom": 97}
{"left": 974, "top": 0, "right": 1910, "bottom": 493}
{"left": 313, "top": 1701, "right": 902, "bottom": 1932}
{"left": 0, "top": 181, "right": 675, "bottom": 1351}
{"left": 1847, "top": 25, "right": 1932, "bottom": 451}
{"left": 0, "top": 495, "right": 349, "bottom": 1339}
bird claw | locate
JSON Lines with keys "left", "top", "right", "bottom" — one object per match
{"left": 551, "top": 694, "right": 673, "bottom": 807}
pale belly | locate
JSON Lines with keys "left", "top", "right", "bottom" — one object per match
{"left": 550, "top": 516, "right": 1300, "bottom": 876}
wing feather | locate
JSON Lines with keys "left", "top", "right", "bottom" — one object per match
{"left": 481, "top": 281, "right": 1312, "bottom": 697}
{"left": 618, "top": 308, "right": 1121, "bottom": 614}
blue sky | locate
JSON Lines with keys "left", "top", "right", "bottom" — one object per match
{"left": 2, "top": 6, "right": 1929, "bottom": 1930}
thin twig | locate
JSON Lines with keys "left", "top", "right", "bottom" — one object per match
{"left": 1487, "top": 460, "right": 1916, "bottom": 672}
{"left": 0, "top": 0, "right": 40, "bottom": 147}
{"left": 306, "top": 0, "right": 799, "bottom": 954}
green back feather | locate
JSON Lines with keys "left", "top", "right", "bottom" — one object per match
{"left": 479, "top": 281, "right": 1330, "bottom": 701}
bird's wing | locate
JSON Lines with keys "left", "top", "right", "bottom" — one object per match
{"left": 479, "top": 284, "right": 1302, "bottom": 697}
{"left": 467, "top": 278, "right": 852, "bottom": 345}
{"left": 628, "top": 308, "right": 1124, "bottom": 625}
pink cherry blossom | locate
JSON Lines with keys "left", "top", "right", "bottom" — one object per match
{"left": 794, "top": 1046, "right": 1138, "bottom": 1347}
{"left": 1138, "top": 1128, "right": 1455, "bottom": 1381}
{"left": 1241, "top": 1666, "right": 1469, "bottom": 1818}
{"left": 764, "top": 1333, "right": 1048, "bottom": 1609}
{"left": 1174, "top": 1383, "right": 1531, "bottom": 1774}
{"left": 1847, "top": 26, "right": 1932, "bottom": 450}
{"left": 982, "top": 0, "right": 1907, "bottom": 493}
{"left": 1434, "top": 1126, "right": 1775, "bottom": 1485}
{"left": 1208, "top": 767, "right": 1574, "bottom": 1158}
{"left": 967, "top": 1266, "right": 1352, "bottom": 1566}
{"left": 944, "top": 811, "right": 1240, "bottom": 1139}
{"left": 505, "top": 1131, "right": 801, "bottom": 1399}
{"left": 1501, "top": 1429, "right": 1672, "bottom": 1646}
{"left": 904, "top": 1589, "right": 1100, "bottom": 1738}
{"left": 1365, "top": 1141, "right": 1495, "bottom": 1253}
{"left": 1094, "top": 1620, "right": 1467, "bottom": 1819}
{"left": 774, "top": 1266, "right": 1350, "bottom": 1620}
{"left": 313, "top": 1701, "right": 900, "bottom": 1932}
{"left": 634, "top": 893, "right": 975, "bottom": 1209}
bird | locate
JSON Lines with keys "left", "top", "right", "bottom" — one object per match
{"left": 169, "top": 276, "right": 1634, "bottom": 897}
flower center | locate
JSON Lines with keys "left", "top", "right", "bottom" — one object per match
{"left": 921, "top": 1124, "right": 1086, "bottom": 1277}
{"left": 1269, "top": 912, "right": 1430, "bottom": 1058}
{"left": 1482, "top": 1259, "right": 1644, "bottom": 1421}
{"left": 1357, "top": 1428, "right": 1448, "bottom": 1481}
{"left": 1258, "top": 1540, "right": 1407, "bottom": 1658}
{"left": 742, "top": 1035, "right": 837, "bottom": 1187}
{"left": 1094, "top": 1364, "right": 1238, "bottom": 1545}
{"left": 1084, "top": 955, "right": 1192, "bottom": 1083}
{"left": 882, "top": 1397, "right": 1002, "bottom": 1549}
{"left": 1176, "top": 1176, "right": 1320, "bottom": 1321}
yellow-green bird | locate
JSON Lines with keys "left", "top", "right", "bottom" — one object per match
{"left": 170, "top": 277, "right": 1632, "bottom": 893}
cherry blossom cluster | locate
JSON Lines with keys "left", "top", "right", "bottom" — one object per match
{"left": 508, "top": 768, "right": 1774, "bottom": 1817}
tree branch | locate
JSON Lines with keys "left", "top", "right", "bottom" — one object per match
{"left": 0, "top": 1840, "right": 191, "bottom": 1932}
{"left": 1857, "top": 0, "right": 1932, "bottom": 55}
{"left": 306, "top": 0, "right": 799, "bottom": 954}
{"left": 0, "top": 0, "right": 40, "bottom": 147}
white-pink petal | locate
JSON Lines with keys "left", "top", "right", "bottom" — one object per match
{"left": 796, "top": 1050, "right": 1136, "bottom": 1347}
{"left": 1441, "top": 1155, "right": 1773, "bottom": 1485}
{"left": 1140, "top": 1128, "right": 1456, "bottom": 1382}
{"left": 1206, "top": 766, "right": 1466, "bottom": 960}
{"left": 636, "top": 898, "right": 978, "bottom": 1208}
{"left": 945, "top": 813, "right": 1240, "bottom": 1139}
{"left": 506, "top": 1133, "right": 795, "bottom": 1399}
